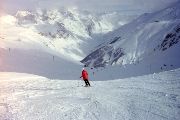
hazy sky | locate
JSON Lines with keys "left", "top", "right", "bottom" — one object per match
{"left": 1, "top": 0, "right": 179, "bottom": 14}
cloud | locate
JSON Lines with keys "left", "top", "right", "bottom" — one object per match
{"left": 2, "top": 0, "right": 179, "bottom": 14}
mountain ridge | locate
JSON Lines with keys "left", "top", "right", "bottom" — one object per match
{"left": 81, "top": 2, "right": 180, "bottom": 69}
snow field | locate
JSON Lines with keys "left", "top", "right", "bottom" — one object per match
{"left": 0, "top": 69, "right": 179, "bottom": 120}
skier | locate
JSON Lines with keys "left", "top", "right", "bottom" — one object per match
{"left": 80, "top": 68, "right": 91, "bottom": 87}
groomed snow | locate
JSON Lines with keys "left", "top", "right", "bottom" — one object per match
{"left": 0, "top": 69, "right": 179, "bottom": 120}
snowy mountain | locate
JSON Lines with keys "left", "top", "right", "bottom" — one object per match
{"left": 1, "top": 8, "right": 137, "bottom": 61}
{"left": 1, "top": 2, "right": 180, "bottom": 80}
{"left": 15, "top": 8, "right": 137, "bottom": 41}
{"left": 0, "top": 8, "right": 138, "bottom": 80}
{"left": 81, "top": 2, "right": 180, "bottom": 73}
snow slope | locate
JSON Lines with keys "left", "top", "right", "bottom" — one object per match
{"left": 0, "top": 14, "right": 83, "bottom": 79}
{"left": 81, "top": 2, "right": 180, "bottom": 74}
{"left": 0, "top": 69, "right": 180, "bottom": 120}
{"left": 79, "top": 2, "right": 180, "bottom": 80}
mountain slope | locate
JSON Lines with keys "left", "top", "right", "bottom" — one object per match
{"left": 0, "top": 69, "right": 180, "bottom": 120}
{"left": 14, "top": 8, "right": 137, "bottom": 60}
{"left": 0, "top": 8, "right": 138, "bottom": 80}
{"left": 81, "top": 2, "right": 180, "bottom": 69}
{"left": 0, "top": 8, "right": 137, "bottom": 62}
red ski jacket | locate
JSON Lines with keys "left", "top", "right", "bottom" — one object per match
{"left": 80, "top": 70, "right": 88, "bottom": 80}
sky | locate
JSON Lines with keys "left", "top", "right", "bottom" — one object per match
{"left": 0, "top": 0, "right": 179, "bottom": 14}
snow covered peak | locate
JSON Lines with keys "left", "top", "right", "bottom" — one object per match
{"left": 154, "top": 1, "right": 180, "bottom": 20}
{"left": 1, "top": 8, "right": 138, "bottom": 62}
{"left": 15, "top": 11, "right": 37, "bottom": 24}
{"left": 16, "top": 11, "right": 32, "bottom": 17}
{"left": 15, "top": 8, "right": 137, "bottom": 32}
{"left": 81, "top": 2, "right": 180, "bottom": 74}
{"left": 132, "top": 1, "right": 180, "bottom": 25}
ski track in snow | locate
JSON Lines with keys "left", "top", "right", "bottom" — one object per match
{"left": 0, "top": 69, "right": 180, "bottom": 120}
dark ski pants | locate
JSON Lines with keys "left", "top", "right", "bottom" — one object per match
{"left": 84, "top": 79, "right": 90, "bottom": 86}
